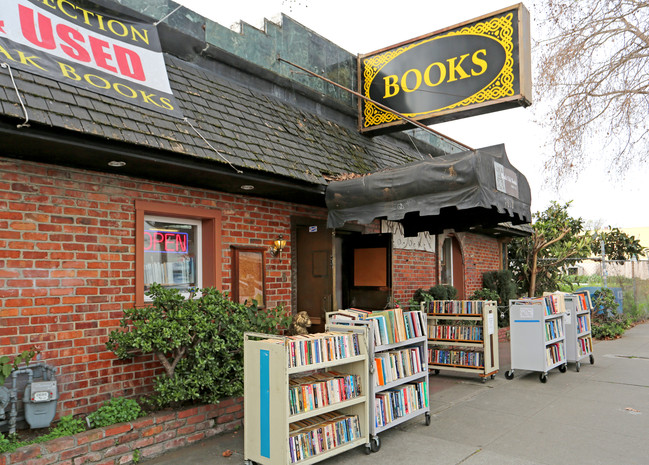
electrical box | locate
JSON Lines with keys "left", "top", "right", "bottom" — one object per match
{"left": 23, "top": 380, "right": 58, "bottom": 428}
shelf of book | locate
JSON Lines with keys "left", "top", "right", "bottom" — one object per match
{"left": 506, "top": 295, "right": 568, "bottom": 383}
{"left": 243, "top": 329, "right": 370, "bottom": 465}
{"left": 422, "top": 300, "right": 499, "bottom": 382}
{"left": 563, "top": 292, "right": 595, "bottom": 371}
{"left": 326, "top": 308, "right": 430, "bottom": 452}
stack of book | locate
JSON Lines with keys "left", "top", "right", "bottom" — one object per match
{"left": 427, "top": 300, "right": 488, "bottom": 315}
{"left": 288, "top": 412, "right": 361, "bottom": 463}
{"left": 577, "top": 337, "right": 592, "bottom": 356}
{"left": 428, "top": 348, "right": 484, "bottom": 368}
{"left": 427, "top": 324, "right": 483, "bottom": 342}
{"left": 375, "top": 380, "right": 428, "bottom": 428}
{"left": 545, "top": 319, "right": 564, "bottom": 341}
{"left": 286, "top": 332, "right": 362, "bottom": 368}
{"left": 545, "top": 342, "right": 566, "bottom": 365}
{"left": 373, "top": 346, "right": 424, "bottom": 386}
{"left": 289, "top": 371, "right": 361, "bottom": 415}
{"left": 576, "top": 315, "right": 590, "bottom": 333}
{"left": 329, "top": 308, "right": 427, "bottom": 347}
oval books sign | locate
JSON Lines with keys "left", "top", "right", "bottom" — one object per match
{"left": 359, "top": 3, "right": 531, "bottom": 133}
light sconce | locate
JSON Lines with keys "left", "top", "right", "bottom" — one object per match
{"left": 270, "top": 235, "right": 287, "bottom": 256}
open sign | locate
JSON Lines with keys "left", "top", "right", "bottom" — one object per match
{"left": 144, "top": 230, "right": 189, "bottom": 254}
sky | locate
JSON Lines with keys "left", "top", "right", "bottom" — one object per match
{"left": 174, "top": 0, "right": 649, "bottom": 229}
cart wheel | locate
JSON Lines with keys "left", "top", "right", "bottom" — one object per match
{"left": 481, "top": 377, "right": 486, "bottom": 383}
{"left": 365, "top": 444, "right": 372, "bottom": 455}
{"left": 559, "top": 364, "right": 567, "bottom": 373}
{"left": 370, "top": 436, "right": 381, "bottom": 452}
{"left": 244, "top": 461, "right": 255, "bottom": 465}
{"left": 539, "top": 373, "right": 547, "bottom": 383}
{"left": 505, "top": 370, "right": 514, "bottom": 380}
{"left": 576, "top": 361, "right": 581, "bottom": 372}
{"left": 433, "top": 369, "right": 440, "bottom": 375}
{"left": 491, "top": 374, "right": 496, "bottom": 380}
{"left": 590, "top": 354, "right": 595, "bottom": 365}
{"left": 425, "top": 412, "right": 431, "bottom": 426}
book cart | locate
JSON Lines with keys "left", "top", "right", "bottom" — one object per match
{"left": 326, "top": 308, "right": 430, "bottom": 453}
{"left": 243, "top": 328, "right": 371, "bottom": 465}
{"left": 423, "top": 300, "right": 499, "bottom": 382}
{"left": 564, "top": 292, "right": 595, "bottom": 371}
{"left": 505, "top": 296, "right": 568, "bottom": 383}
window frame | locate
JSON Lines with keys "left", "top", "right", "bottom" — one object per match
{"left": 135, "top": 200, "right": 221, "bottom": 306}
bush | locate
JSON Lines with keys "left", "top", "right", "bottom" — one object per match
{"left": 0, "top": 416, "right": 86, "bottom": 454}
{"left": 482, "top": 270, "right": 517, "bottom": 305}
{"left": 107, "top": 284, "right": 255, "bottom": 407}
{"left": 468, "top": 288, "right": 500, "bottom": 301}
{"left": 87, "top": 397, "right": 143, "bottom": 428}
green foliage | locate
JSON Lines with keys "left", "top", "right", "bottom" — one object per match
{"left": 87, "top": 397, "right": 143, "bottom": 428}
{"left": 0, "top": 348, "right": 39, "bottom": 386}
{"left": 592, "top": 287, "right": 617, "bottom": 318}
{"left": 107, "top": 284, "right": 257, "bottom": 407}
{"left": 0, "top": 416, "right": 86, "bottom": 453}
{"left": 591, "top": 227, "right": 646, "bottom": 261}
{"left": 481, "top": 270, "right": 517, "bottom": 305}
{"left": 245, "top": 300, "right": 292, "bottom": 335}
{"left": 468, "top": 288, "right": 500, "bottom": 301}
{"left": 509, "top": 201, "right": 591, "bottom": 297}
{"left": 591, "top": 321, "right": 627, "bottom": 339}
{"left": 410, "top": 285, "right": 458, "bottom": 309}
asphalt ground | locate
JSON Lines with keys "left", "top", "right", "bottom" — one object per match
{"left": 144, "top": 321, "right": 649, "bottom": 465}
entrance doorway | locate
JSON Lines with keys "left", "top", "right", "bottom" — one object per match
{"left": 295, "top": 222, "right": 332, "bottom": 333}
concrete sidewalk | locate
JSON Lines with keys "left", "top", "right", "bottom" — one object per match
{"left": 144, "top": 322, "right": 649, "bottom": 465}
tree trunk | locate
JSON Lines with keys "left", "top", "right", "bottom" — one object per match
{"left": 529, "top": 250, "right": 538, "bottom": 297}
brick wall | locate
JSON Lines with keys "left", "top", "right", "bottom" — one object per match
{"left": 0, "top": 399, "right": 243, "bottom": 465}
{"left": 0, "top": 157, "right": 325, "bottom": 419}
{"left": 392, "top": 248, "right": 437, "bottom": 309}
{"left": 460, "top": 233, "right": 502, "bottom": 297}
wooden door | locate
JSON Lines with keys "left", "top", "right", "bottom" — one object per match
{"left": 296, "top": 223, "right": 332, "bottom": 333}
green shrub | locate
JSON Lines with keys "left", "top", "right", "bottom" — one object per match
{"left": 107, "top": 284, "right": 258, "bottom": 407}
{"left": 0, "top": 416, "right": 86, "bottom": 454}
{"left": 482, "top": 270, "right": 517, "bottom": 304}
{"left": 246, "top": 301, "right": 292, "bottom": 335}
{"left": 87, "top": 397, "right": 143, "bottom": 428}
{"left": 468, "top": 288, "right": 500, "bottom": 301}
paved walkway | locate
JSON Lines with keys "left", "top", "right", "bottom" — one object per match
{"left": 144, "top": 322, "right": 649, "bottom": 465}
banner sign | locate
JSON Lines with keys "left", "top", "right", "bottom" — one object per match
{"left": 0, "top": 0, "right": 182, "bottom": 117}
{"left": 358, "top": 4, "right": 531, "bottom": 133}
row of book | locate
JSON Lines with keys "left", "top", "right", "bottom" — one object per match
{"left": 577, "top": 315, "right": 590, "bottom": 334}
{"left": 331, "top": 308, "right": 427, "bottom": 346}
{"left": 425, "top": 300, "right": 493, "bottom": 315}
{"left": 288, "top": 412, "right": 361, "bottom": 463}
{"left": 285, "top": 332, "right": 362, "bottom": 368}
{"left": 545, "top": 342, "right": 566, "bottom": 366}
{"left": 428, "top": 348, "right": 484, "bottom": 368}
{"left": 373, "top": 346, "right": 424, "bottom": 387}
{"left": 518, "top": 294, "right": 566, "bottom": 315}
{"left": 427, "top": 324, "right": 483, "bottom": 342}
{"left": 574, "top": 291, "right": 592, "bottom": 312}
{"left": 375, "top": 380, "right": 428, "bottom": 428}
{"left": 289, "top": 371, "right": 361, "bottom": 416}
{"left": 577, "top": 336, "right": 593, "bottom": 356}
{"left": 545, "top": 319, "right": 564, "bottom": 342}
{"left": 143, "top": 258, "right": 195, "bottom": 287}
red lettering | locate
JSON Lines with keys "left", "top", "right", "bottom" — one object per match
{"left": 176, "top": 234, "right": 187, "bottom": 253}
{"left": 114, "top": 45, "right": 145, "bottom": 81}
{"left": 143, "top": 231, "right": 153, "bottom": 250}
{"left": 56, "top": 24, "right": 90, "bottom": 62}
{"left": 19, "top": 5, "right": 55, "bottom": 50}
{"left": 88, "top": 36, "right": 116, "bottom": 73}
{"left": 153, "top": 232, "right": 164, "bottom": 251}
{"left": 164, "top": 233, "right": 175, "bottom": 252}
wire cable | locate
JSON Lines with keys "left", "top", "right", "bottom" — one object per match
{"left": 1, "top": 62, "right": 30, "bottom": 128}
{"left": 183, "top": 117, "right": 243, "bottom": 174}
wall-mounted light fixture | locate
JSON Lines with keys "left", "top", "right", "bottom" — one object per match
{"left": 269, "top": 235, "right": 287, "bottom": 256}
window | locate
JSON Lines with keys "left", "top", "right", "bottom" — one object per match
{"left": 143, "top": 215, "right": 201, "bottom": 295}
{"left": 440, "top": 237, "right": 453, "bottom": 285}
{"left": 232, "top": 247, "right": 266, "bottom": 307}
{"left": 135, "top": 201, "right": 221, "bottom": 306}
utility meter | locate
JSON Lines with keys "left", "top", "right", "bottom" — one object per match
{"left": 24, "top": 380, "right": 58, "bottom": 428}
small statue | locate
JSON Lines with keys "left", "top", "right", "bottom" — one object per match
{"left": 289, "top": 311, "right": 312, "bottom": 336}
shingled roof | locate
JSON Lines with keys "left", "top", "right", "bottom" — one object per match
{"left": 0, "top": 3, "right": 468, "bottom": 207}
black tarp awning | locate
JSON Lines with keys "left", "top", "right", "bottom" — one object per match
{"left": 325, "top": 144, "right": 531, "bottom": 236}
